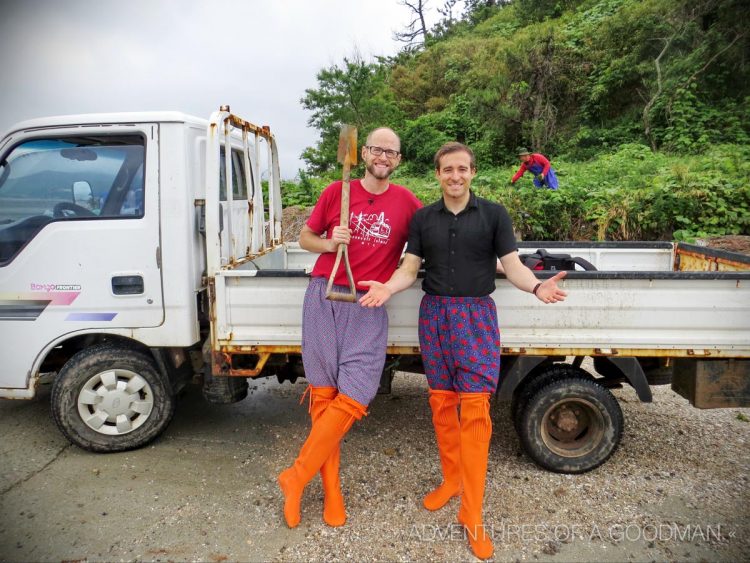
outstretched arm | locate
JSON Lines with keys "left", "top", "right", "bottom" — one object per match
{"left": 359, "top": 253, "right": 422, "bottom": 307}
{"left": 499, "top": 251, "right": 568, "bottom": 303}
{"left": 511, "top": 164, "right": 527, "bottom": 184}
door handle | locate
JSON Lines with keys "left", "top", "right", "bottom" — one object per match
{"left": 112, "top": 275, "right": 144, "bottom": 295}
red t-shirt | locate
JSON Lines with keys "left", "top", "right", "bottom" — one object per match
{"left": 307, "top": 179, "right": 422, "bottom": 288}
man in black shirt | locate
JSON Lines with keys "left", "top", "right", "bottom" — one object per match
{"left": 359, "top": 142, "right": 566, "bottom": 560}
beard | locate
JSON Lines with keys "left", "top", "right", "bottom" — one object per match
{"left": 366, "top": 161, "right": 394, "bottom": 180}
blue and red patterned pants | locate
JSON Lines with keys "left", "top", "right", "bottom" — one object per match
{"left": 418, "top": 294, "right": 501, "bottom": 393}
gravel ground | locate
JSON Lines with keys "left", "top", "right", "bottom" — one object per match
{"left": 1, "top": 370, "right": 748, "bottom": 562}
{"left": 267, "top": 373, "right": 750, "bottom": 562}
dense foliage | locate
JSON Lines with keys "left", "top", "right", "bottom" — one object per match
{"left": 283, "top": 143, "right": 750, "bottom": 241}
{"left": 287, "top": 0, "right": 749, "bottom": 241}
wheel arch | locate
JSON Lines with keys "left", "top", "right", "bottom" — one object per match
{"left": 497, "top": 356, "right": 552, "bottom": 401}
{"left": 37, "top": 332, "right": 158, "bottom": 382}
{"left": 594, "top": 356, "right": 652, "bottom": 402}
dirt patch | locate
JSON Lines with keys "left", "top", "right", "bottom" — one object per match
{"left": 700, "top": 235, "right": 750, "bottom": 256}
{"left": 282, "top": 205, "right": 312, "bottom": 243}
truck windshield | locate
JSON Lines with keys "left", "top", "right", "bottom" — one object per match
{"left": 0, "top": 135, "right": 145, "bottom": 265}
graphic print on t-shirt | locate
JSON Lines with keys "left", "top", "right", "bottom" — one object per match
{"left": 350, "top": 210, "right": 391, "bottom": 246}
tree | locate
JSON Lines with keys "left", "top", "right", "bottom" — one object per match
{"left": 300, "top": 54, "right": 404, "bottom": 173}
{"left": 302, "top": 0, "right": 750, "bottom": 172}
{"left": 394, "top": 0, "right": 431, "bottom": 49}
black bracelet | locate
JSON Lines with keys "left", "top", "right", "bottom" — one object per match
{"left": 532, "top": 282, "right": 542, "bottom": 295}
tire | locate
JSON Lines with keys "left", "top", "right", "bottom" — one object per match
{"left": 51, "top": 343, "right": 176, "bottom": 453}
{"left": 518, "top": 377, "right": 623, "bottom": 473}
{"left": 511, "top": 364, "right": 592, "bottom": 434}
{"left": 202, "top": 371, "right": 248, "bottom": 404}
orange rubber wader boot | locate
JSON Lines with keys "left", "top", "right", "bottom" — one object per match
{"left": 278, "top": 393, "right": 366, "bottom": 528}
{"left": 457, "top": 392, "right": 494, "bottom": 560}
{"left": 423, "top": 389, "right": 462, "bottom": 511}
{"left": 309, "top": 386, "right": 347, "bottom": 527}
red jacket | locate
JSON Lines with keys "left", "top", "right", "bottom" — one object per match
{"left": 511, "top": 153, "right": 551, "bottom": 183}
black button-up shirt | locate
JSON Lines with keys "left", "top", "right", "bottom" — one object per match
{"left": 406, "top": 192, "right": 517, "bottom": 297}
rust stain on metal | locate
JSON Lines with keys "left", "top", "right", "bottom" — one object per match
{"left": 216, "top": 344, "right": 750, "bottom": 360}
{"left": 224, "top": 114, "right": 274, "bottom": 143}
{"left": 386, "top": 346, "right": 422, "bottom": 354}
{"left": 211, "top": 349, "right": 230, "bottom": 376}
{"left": 225, "top": 345, "right": 301, "bottom": 354}
{"left": 207, "top": 279, "right": 217, "bottom": 324}
{"left": 221, "top": 245, "right": 279, "bottom": 270}
{"left": 672, "top": 358, "right": 750, "bottom": 408}
{"left": 676, "top": 248, "right": 750, "bottom": 272}
{"left": 207, "top": 344, "right": 750, "bottom": 379}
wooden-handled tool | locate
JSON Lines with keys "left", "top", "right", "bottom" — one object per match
{"left": 325, "top": 125, "right": 358, "bottom": 302}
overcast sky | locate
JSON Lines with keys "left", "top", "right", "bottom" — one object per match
{"left": 0, "top": 0, "right": 439, "bottom": 178}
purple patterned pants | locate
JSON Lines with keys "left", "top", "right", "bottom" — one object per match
{"left": 301, "top": 277, "right": 388, "bottom": 406}
{"left": 418, "top": 294, "right": 501, "bottom": 393}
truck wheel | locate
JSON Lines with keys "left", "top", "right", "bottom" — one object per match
{"left": 51, "top": 343, "right": 175, "bottom": 452}
{"left": 518, "top": 377, "right": 623, "bottom": 473}
{"left": 202, "top": 363, "right": 248, "bottom": 404}
{"left": 511, "top": 364, "right": 592, "bottom": 433}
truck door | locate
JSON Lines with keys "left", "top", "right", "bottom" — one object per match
{"left": 0, "top": 125, "right": 163, "bottom": 389}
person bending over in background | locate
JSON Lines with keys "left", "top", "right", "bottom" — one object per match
{"left": 511, "top": 147, "right": 559, "bottom": 190}
{"left": 359, "top": 142, "right": 566, "bottom": 559}
{"left": 278, "top": 127, "right": 422, "bottom": 529}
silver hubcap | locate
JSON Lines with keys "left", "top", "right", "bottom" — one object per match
{"left": 77, "top": 369, "right": 154, "bottom": 435}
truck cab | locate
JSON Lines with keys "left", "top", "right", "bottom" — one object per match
{"left": 0, "top": 107, "right": 281, "bottom": 451}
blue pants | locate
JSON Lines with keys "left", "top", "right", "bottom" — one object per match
{"left": 418, "top": 295, "right": 501, "bottom": 394}
{"left": 529, "top": 163, "right": 559, "bottom": 190}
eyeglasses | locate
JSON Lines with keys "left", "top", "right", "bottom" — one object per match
{"left": 365, "top": 145, "right": 400, "bottom": 159}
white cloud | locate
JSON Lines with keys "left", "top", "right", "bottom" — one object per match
{"left": 0, "top": 0, "right": 438, "bottom": 178}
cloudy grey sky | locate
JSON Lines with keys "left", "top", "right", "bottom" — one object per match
{"left": 0, "top": 0, "right": 437, "bottom": 178}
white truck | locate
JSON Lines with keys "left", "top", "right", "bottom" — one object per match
{"left": 1, "top": 107, "right": 748, "bottom": 474}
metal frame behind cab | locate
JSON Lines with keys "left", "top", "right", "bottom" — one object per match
{"left": 204, "top": 106, "right": 282, "bottom": 277}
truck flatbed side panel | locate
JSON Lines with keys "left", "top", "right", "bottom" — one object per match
{"left": 215, "top": 271, "right": 750, "bottom": 356}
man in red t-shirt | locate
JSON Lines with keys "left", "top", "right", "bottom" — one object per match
{"left": 278, "top": 127, "right": 422, "bottom": 530}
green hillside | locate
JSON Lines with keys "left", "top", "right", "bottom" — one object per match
{"left": 286, "top": 0, "right": 750, "bottom": 241}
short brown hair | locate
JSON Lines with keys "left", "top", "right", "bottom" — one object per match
{"left": 434, "top": 142, "right": 476, "bottom": 170}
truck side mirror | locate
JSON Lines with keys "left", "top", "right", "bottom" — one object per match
{"left": 72, "top": 181, "right": 94, "bottom": 210}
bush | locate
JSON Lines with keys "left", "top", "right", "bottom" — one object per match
{"left": 400, "top": 114, "right": 454, "bottom": 173}
{"left": 283, "top": 143, "right": 750, "bottom": 242}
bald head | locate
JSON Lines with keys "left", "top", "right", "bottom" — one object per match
{"left": 365, "top": 127, "right": 401, "bottom": 151}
